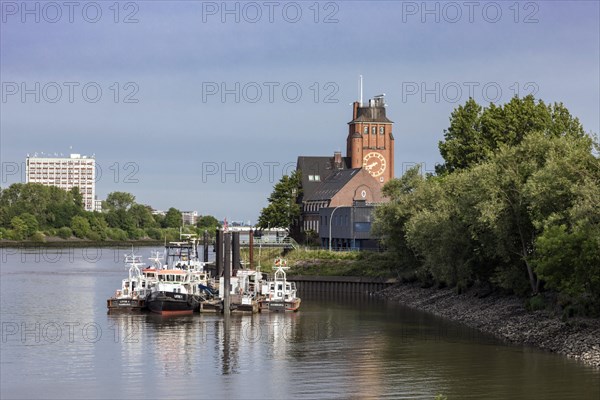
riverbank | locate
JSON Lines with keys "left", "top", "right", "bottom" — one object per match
{"left": 379, "top": 283, "right": 600, "bottom": 368}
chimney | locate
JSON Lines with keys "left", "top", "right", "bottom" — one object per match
{"left": 352, "top": 101, "right": 359, "bottom": 120}
{"left": 334, "top": 151, "right": 342, "bottom": 169}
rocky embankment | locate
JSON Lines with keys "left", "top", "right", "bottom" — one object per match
{"left": 380, "top": 283, "right": 600, "bottom": 368}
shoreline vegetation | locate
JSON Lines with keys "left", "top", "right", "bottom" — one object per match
{"left": 0, "top": 238, "right": 166, "bottom": 248}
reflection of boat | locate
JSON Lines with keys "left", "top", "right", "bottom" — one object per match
{"left": 107, "top": 252, "right": 155, "bottom": 313}
{"left": 259, "top": 258, "right": 301, "bottom": 312}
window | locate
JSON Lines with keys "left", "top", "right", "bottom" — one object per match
{"left": 308, "top": 175, "right": 314, "bottom": 181}
{"left": 379, "top": 126, "right": 384, "bottom": 134}
{"left": 372, "top": 127, "right": 376, "bottom": 135}
{"left": 363, "top": 126, "right": 368, "bottom": 134}
{"left": 314, "top": 175, "right": 320, "bottom": 181}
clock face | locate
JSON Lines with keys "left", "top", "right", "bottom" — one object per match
{"left": 363, "top": 152, "right": 386, "bottom": 177}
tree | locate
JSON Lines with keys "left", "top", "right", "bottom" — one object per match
{"left": 196, "top": 215, "right": 220, "bottom": 231}
{"left": 373, "top": 167, "right": 423, "bottom": 276}
{"left": 436, "top": 95, "right": 585, "bottom": 174}
{"left": 103, "top": 192, "right": 135, "bottom": 211}
{"left": 163, "top": 208, "right": 182, "bottom": 228}
{"left": 376, "top": 96, "right": 599, "bottom": 303}
{"left": 257, "top": 170, "right": 301, "bottom": 229}
{"left": 128, "top": 204, "right": 157, "bottom": 229}
{"left": 197, "top": 215, "right": 219, "bottom": 229}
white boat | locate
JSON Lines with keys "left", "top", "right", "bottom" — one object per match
{"left": 218, "top": 268, "right": 263, "bottom": 313}
{"left": 107, "top": 252, "right": 156, "bottom": 312}
{"left": 259, "top": 258, "right": 301, "bottom": 312}
{"left": 146, "top": 238, "right": 214, "bottom": 315}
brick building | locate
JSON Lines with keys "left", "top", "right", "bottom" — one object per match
{"left": 296, "top": 94, "right": 394, "bottom": 238}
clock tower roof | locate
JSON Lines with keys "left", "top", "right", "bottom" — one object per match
{"left": 348, "top": 95, "right": 393, "bottom": 124}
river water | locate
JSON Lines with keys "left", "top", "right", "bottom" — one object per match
{"left": 1, "top": 247, "right": 598, "bottom": 399}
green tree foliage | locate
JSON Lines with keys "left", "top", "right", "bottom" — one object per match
{"left": 57, "top": 227, "right": 73, "bottom": 239}
{"left": 0, "top": 183, "right": 83, "bottom": 229}
{"left": 129, "top": 204, "right": 157, "bottom": 229}
{"left": 376, "top": 96, "right": 599, "bottom": 313}
{"left": 196, "top": 215, "right": 220, "bottom": 229}
{"left": 163, "top": 208, "right": 182, "bottom": 228}
{"left": 257, "top": 170, "right": 301, "bottom": 229}
{"left": 71, "top": 216, "right": 91, "bottom": 238}
{"left": 18, "top": 213, "right": 39, "bottom": 238}
{"left": 10, "top": 216, "right": 28, "bottom": 240}
{"left": 436, "top": 95, "right": 585, "bottom": 174}
{"left": 0, "top": 186, "right": 182, "bottom": 243}
{"left": 103, "top": 192, "right": 135, "bottom": 211}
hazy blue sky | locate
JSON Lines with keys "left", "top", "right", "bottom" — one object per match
{"left": 1, "top": 1, "right": 598, "bottom": 222}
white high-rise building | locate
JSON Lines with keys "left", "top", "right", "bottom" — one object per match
{"left": 26, "top": 153, "right": 96, "bottom": 211}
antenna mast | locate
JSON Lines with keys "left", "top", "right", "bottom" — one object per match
{"left": 359, "top": 75, "right": 363, "bottom": 106}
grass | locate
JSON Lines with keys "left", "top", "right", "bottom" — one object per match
{"left": 240, "top": 247, "right": 402, "bottom": 279}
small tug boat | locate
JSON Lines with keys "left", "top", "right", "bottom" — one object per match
{"left": 146, "top": 238, "right": 213, "bottom": 315}
{"left": 259, "top": 258, "right": 301, "bottom": 312}
{"left": 107, "top": 252, "right": 155, "bottom": 313}
{"left": 146, "top": 269, "right": 200, "bottom": 315}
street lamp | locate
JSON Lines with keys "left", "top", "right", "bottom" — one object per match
{"left": 328, "top": 205, "right": 342, "bottom": 252}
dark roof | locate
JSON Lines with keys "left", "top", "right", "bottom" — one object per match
{"left": 296, "top": 156, "right": 351, "bottom": 200}
{"left": 305, "top": 169, "right": 361, "bottom": 202}
{"left": 349, "top": 105, "right": 393, "bottom": 124}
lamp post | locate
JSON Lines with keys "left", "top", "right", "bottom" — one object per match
{"left": 328, "top": 205, "right": 342, "bottom": 252}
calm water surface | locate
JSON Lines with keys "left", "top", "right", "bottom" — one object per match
{"left": 1, "top": 247, "right": 598, "bottom": 399}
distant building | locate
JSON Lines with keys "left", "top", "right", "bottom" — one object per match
{"left": 182, "top": 211, "right": 199, "bottom": 225}
{"left": 94, "top": 199, "right": 103, "bottom": 213}
{"left": 26, "top": 153, "right": 96, "bottom": 212}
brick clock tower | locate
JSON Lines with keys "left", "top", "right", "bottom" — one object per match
{"left": 346, "top": 95, "right": 394, "bottom": 185}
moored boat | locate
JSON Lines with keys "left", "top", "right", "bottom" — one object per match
{"left": 218, "top": 268, "right": 263, "bottom": 314}
{"left": 146, "top": 266, "right": 212, "bottom": 315}
{"left": 107, "top": 252, "right": 155, "bottom": 313}
{"left": 259, "top": 258, "right": 301, "bottom": 312}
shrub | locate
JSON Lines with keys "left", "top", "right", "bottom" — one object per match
{"left": 147, "top": 228, "right": 163, "bottom": 240}
{"left": 107, "top": 228, "right": 128, "bottom": 241}
{"left": 71, "top": 216, "right": 91, "bottom": 238}
{"left": 30, "top": 231, "right": 46, "bottom": 243}
{"left": 128, "top": 228, "right": 147, "bottom": 240}
{"left": 57, "top": 227, "right": 73, "bottom": 239}
{"left": 86, "top": 231, "right": 101, "bottom": 241}
{"left": 526, "top": 294, "right": 546, "bottom": 311}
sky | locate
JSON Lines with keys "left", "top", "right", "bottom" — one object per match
{"left": 1, "top": 1, "right": 599, "bottom": 223}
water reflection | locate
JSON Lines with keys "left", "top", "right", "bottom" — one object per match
{"left": 2, "top": 248, "right": 598, "bottom": 400}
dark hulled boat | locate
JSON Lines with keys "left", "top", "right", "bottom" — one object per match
{"left": 146, "top": 290, "right": 198, "bottom": 315}
{"left": 145, "top": 269, "right": 202, "bottom": 315}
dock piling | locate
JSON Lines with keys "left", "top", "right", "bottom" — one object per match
{"left": 232, "top": 231, "right": 240, "bottom": 273}
{"left": 223, "top": 232, "right": 231, "bottom": 315}
{"left": 203, "top": 230, "right": 209, "bottom": 262}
